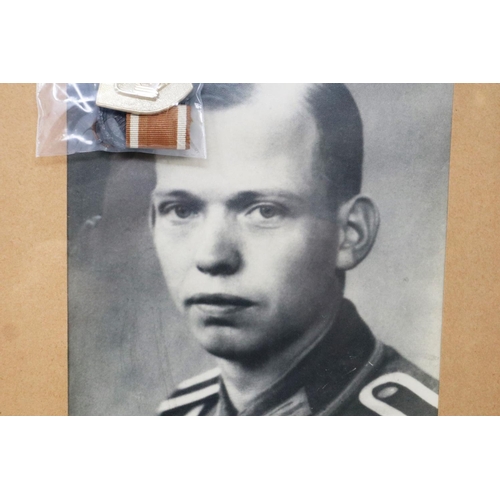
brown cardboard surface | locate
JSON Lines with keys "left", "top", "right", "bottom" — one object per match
{"left": 438, "top": 84, "right": 500, "bottom": 415}
{"left": 0, "top": 83, "right": 498, "bottom": 416}
{"left": 0, "top": 84, "right": 67, "bottom": 415}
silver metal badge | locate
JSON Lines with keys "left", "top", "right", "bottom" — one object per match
{"left": 96, "top": 83, "right": 193, "bottom": 114}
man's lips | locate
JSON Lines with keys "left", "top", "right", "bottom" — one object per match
{"left": 185, "top": 294, "right": 256, "bottom": 316}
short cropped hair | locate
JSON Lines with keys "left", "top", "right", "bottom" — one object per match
{"left": 202, "top": 83, "right": 364, "bottom": 205}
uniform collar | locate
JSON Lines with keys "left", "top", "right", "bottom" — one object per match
{"left": 215, "top": 299, "right": 376, "bottom": 416}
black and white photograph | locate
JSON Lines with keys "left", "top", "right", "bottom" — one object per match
{"left": 68, "top": 83, "right": 453, "bottom": 416}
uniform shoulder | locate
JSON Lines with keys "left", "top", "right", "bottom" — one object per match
{"left": 157, "top": 367, "right": 221, "bottom": 416}
{"left": 355, "top": 344, "right": 439, "bottom": 416}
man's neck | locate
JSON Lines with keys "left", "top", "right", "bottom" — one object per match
{"left": 217, "top": 301, "right": 342, "bottom": 413}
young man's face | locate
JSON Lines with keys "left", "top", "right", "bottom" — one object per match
{"left": 152, "top": 86, "right": 343, "bottom": 361}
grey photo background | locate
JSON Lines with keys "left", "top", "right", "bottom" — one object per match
{"left": 68, "top": 84, "right": 454, "bottom": 416}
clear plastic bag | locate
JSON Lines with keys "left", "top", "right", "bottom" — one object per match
{"left": 36, "top": 83, "right": 206, "bottom": 158}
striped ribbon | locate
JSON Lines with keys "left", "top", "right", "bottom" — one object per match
{"left": 126, "top": 105, "right": 191, "bottom": 150}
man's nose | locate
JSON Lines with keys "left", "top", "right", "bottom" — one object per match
{"left": 195, "top": 210, "right": 242, "bottom": 276}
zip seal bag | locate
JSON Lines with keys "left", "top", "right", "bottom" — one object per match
{"left": 36, "top": 83, "right": 206, "bottom": 158}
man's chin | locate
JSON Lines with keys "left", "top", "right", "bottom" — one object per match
{"left": 192, "top": 324, "right": 265, "bottom": 362}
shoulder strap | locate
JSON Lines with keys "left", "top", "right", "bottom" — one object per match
{"left": 359, "top": 372, "right": 438, "bottom": 416}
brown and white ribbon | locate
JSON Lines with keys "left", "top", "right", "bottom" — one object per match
{"left": 126, "top": 105, "right": 191, "bottom": 150}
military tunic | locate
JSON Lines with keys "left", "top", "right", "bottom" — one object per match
{"left": 158, "top": 299, "right": 439, "bottom": 416}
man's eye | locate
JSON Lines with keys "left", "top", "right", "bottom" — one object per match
{"left": 158, "top": 202, "right": 198, "bottom": 220}
{"left": 258, "top": 206, "right": 279, "bottom": 218}
{"left": 174, "top": 205, "right": 195, "bottom": 219}
{"left": 246, "top": 204, "right": 287, "bottom": 222}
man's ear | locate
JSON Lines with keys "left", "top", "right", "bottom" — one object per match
{"left": 336, "top": 195, "right": 380, "bottom": 271}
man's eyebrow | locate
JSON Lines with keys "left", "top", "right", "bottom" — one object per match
{"left": 152, "top": 190, "right": 199, "bottom": 200}
{"left": 227, "top": 190, "right": 305, "bottom": 208}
